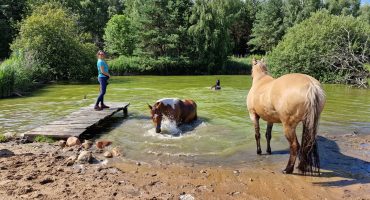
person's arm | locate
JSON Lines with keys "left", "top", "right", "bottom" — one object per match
{"left": 100, "top": 65, "right": 110, "bottom": 78}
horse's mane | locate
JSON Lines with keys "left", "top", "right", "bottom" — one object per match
{"left": 252, "top": 61, "right": 269, "bottom": 78}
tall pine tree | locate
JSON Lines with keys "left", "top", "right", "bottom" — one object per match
{"left": 248, "top": 0, "right": 285, "bottom": 52}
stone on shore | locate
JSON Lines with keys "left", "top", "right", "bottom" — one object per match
{"left": 77, "top": 151, "right": 92, "bottom": 164}
{"left": 58, "top": 140, "right": 66, "bottom": 148}
{"left": 82, "top": 140, "right": 93, "bottom": 149}
{"left": 66, "top": 137, "right": 81, "bottom": 147}
{"left": 104, "top": 151, "right": 113, "bottom": 158}
{"left": 65, "top": 155, "right": 77, "bottom": 166}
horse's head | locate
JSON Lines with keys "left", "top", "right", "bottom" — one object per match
{"left": 251, "top": 58, "right": 268, "bottom": 79}
{"left": 148, "top": 103, "right": 163, "bottom": 133}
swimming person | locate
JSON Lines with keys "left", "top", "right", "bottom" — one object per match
{"left": 211, "top": 79, "right": 221, "bottom": 90}
{"left": 94, "top": 50, "right": 111, "bottom": 111}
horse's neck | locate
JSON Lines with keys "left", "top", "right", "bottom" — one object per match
{"left": 252, "top": 74, "right": 274, "bottom": 86}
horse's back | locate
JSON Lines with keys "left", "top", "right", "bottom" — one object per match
{"left": 248, "top": 73, "right": 323, "bottom": 123}
{"left": 181, "top": 99, "right": 197, "bottom": 122}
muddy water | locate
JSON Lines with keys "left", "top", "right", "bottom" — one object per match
{"left": 0, "top": 76, "right": 369, "bottom": 167}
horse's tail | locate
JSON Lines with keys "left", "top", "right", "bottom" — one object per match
{"left": 298, "top": 78, "right": 325, "bottom": 175}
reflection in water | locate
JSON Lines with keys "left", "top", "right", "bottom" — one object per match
{"left": 0, "top": 76, "right": 369, "bottom": 166}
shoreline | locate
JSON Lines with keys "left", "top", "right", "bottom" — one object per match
{"left": 1, "top": 133, "right": 369, "bottom": 200}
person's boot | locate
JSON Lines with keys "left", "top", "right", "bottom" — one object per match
{"left": 101, "top": 103, "right": 110, "bottom": 109}
{"left": 94, "top": 105, "right": 102, "bottom": 111}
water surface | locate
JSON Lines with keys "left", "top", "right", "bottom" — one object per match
{"left": 0, "top": 76, "right": 369, "bottom": 165}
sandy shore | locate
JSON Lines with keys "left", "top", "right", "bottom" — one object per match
{"left": 0, "top": 134, "right": 369, "bottom": 200}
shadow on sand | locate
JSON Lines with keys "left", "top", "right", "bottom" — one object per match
{"left": 313, "top": 136, "right": 369, "bottom": 186}
{"left": 0, "top": 149, "right": 15, "bottom": 158}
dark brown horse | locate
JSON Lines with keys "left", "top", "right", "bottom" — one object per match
{"left": 148, "top": 98, "right": 197, "bottom": 133}
{"left": 246, "top": 58, "right": 326, "bottom": 174}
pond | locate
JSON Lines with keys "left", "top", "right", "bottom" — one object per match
{"left": 0, "top": 76, "right": 369, "bottom": 166}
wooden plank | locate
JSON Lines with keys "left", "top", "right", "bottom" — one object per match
{"left": 24, "top": 102, "right": 129, "bottom": 139}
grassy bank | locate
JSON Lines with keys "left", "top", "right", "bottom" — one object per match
{"left": 108, "top": 56, "right": 256, "bottom": 75}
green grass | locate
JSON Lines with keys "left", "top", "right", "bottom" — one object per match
{"left": 34, "top": 135, "right": 56, "bottom": 143}
{"left": 0, "top": 134, "right": 7, "bottom": 143}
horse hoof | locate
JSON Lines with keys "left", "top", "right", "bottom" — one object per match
{"left": 282, "top": 168, "right": 293, "bottom": 174}
{"left": 257, "top": 150, "right": 262, "bottom": 155}
{"left": 266, "top": 150, "right": 272, "bottom": 155}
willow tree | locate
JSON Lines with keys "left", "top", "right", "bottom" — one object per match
{"left": 188, "top": 0, "right": 242, "bottom": 67}
{"left": 124, "top": 0, "right": 193, "bottom": 57}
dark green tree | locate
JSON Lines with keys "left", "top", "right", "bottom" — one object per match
{"left": 11, "top": 3, "right": 96, "bottom": 82}
{"left": 283, "top": 0, "right": 322, "bottom": 29}
{"left": 189, "top": 0, "right": 240, "bottom": 65}
{"left": 0, "top": 0, "right": 27, "bottom": 59}
{"left": 104, "top": 14, "right": 136, "bottom": 56}
{"left": 125, "top": 0, "right": 193, "bottom": 57}
{"left": 229, "top": 0, "right": 257, "bottom": 56}
{"left": 248, "top": 0, "right": 285, "bottom": 52}
{"left": 325, "top": 0, "right": 361, "bottom": 16}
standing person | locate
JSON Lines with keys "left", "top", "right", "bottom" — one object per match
{"left": 95, "top": 50, "right": 111, "bottom": 111}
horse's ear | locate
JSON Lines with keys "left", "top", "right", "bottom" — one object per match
{"left": 148, "top": 104, "right": 152, "bottom": 110}
{"left": 252, "top": 58, "right": 257, "bottom": 65}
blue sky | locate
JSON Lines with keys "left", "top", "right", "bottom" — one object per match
{"left": 361, "top": 0, "right": 370, "bottom": 5}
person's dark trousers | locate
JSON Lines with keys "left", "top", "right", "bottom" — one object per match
{"left": 96, "top": 76, "right": 108, "bottom": 106}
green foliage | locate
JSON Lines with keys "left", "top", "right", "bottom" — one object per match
{"left": 358, "top": 5, "right": 370, "bottom": 24}
{"left": 325, "top": 0, "right": 360, "bottom": 16}
{"left": 0, "top": 0, "right": 27, "bottom": 59}
{"left": 0, "top": 56, "right": 33, "bottom": 97}
{"left": 0, "top": 134, "right": 7, "bottom": 143}
{"left": 125, "top": 0, "right": 193, "bottom": 58}
{"left": 34, "top": 135, "right": 55, "bottom": 143}
{"left": 104, "top": 15, "right": 136, "bottom": 56}
{"left": 268, "top": 11, "right": 370, "bottom": 87}
{"left": 229, "top": 0, "right": 257, "bottom": 56}
{"left": 283, "top": 0, "right": 322, "bottom": 28}
{"left": 11, "top": 3, "right": 96, "bottom": 82}
{"left": 0, "top": 63, "right": 15, "bottom": 98}
{"left": 248, "top": 0, "right": 285, "bottom": 52}
{"left": 109, "top": 55, "right": 252, "bottom": 75}
{"left": 189, "top": 0, "right": 242, "bottom": 65}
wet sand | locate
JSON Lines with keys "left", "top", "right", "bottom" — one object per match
{"left": 0, "top": 133, "right": 369, "bottom": 200}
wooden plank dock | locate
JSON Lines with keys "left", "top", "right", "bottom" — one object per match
{"left": 24, "top": 102, "right": 129, "bottom": 139}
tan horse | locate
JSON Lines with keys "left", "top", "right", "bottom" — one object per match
{"left": 246, "top": 58, "right": 325, "bottom": 174}
{"left": 148, "top": 98, "right": 197, "bottom": 133}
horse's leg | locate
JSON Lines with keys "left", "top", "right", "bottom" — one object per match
{"left": 266, "top": 123, "right": 273, "bottom": 154}
{"left": 251, "top": 113, "right": 262, "bottom": 155}
{"left": 282, "top": 123, "right": 300, "bottom": 174}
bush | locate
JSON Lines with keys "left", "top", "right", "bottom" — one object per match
{"left": 268, "top": 11, "right": 370, "bottom": 87}
{"left": 11, "top": 3, "right": 96, "bottom": 82}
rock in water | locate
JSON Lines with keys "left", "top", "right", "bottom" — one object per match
{"left": 104, "top": 151, "right": 113, "bottom": 158}
{"left": 66, "top": 137, "right": 81, "bottom": 147}
{"left": 77, "top": 151, "right": 92, "bottom": 164}
{"left": 96, "top": 140, "right": 112, "bottom": 149}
